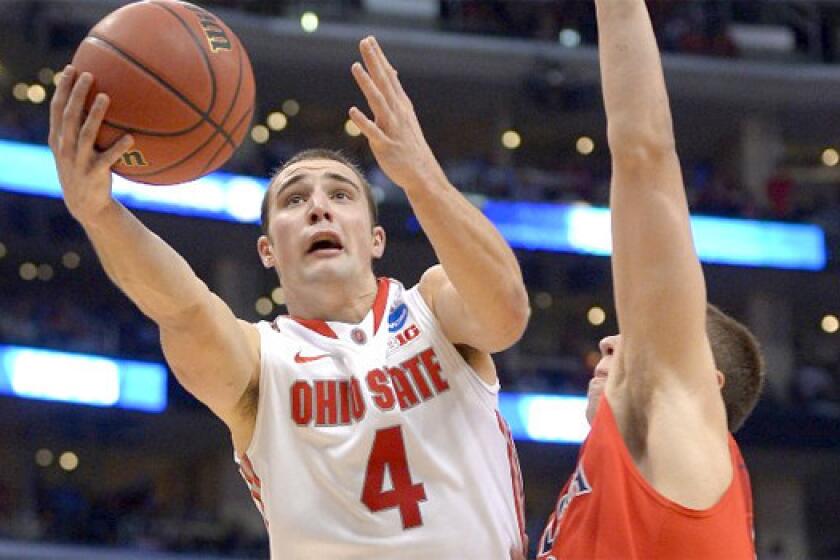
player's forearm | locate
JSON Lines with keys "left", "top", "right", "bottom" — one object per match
{"left": 80, "top": 199, "right": 212, "bottom": 327}
{"left": 405, "top": 172, "right": 529, "bottom": 340}
{"left": 595, "top": 0, "right": 675, "bottom": 155}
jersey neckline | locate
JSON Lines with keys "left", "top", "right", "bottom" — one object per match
{"left": 277, "top": 277, "right": 391, "bottom": 342}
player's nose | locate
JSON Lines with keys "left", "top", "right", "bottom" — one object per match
{"left": 598, "top": 336, "right": 615, "bottom": 356}
{"left": 308, "top": 190, "right": 333, "bottom": 223}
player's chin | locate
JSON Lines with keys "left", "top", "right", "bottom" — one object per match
{"left": 303, "top": 255, "right": 350, "bottom": 278}
{"left": 585, "top": 380, "right": 605, "bottom": 424}
{"left": 585, "top": 392, "right": 601, "bottom": 426}
{"left": 587, "top": 376, "right": 605, "bottom": 396}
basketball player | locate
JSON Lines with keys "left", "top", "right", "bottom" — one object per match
{"left": 49, "top": 37, "right": 528, "bottom": 558}
{"left": 528, "top": 1, "right": 765, "bottom": 558}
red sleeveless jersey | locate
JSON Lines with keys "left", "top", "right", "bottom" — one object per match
{"left": 537, "top": 396, "right": 755, "bottom": 559}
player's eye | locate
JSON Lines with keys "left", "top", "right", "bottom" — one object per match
{"left": 286, "top": 194, "right": 305, "bottom": 206}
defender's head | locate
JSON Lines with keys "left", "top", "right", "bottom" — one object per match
{"left": 587, "top": 304, "right": 765, "bottom": 432}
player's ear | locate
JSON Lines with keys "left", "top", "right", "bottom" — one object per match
{"left": 372, "top": 226, "right": 386, "bottom": 259}
{"left": 716, "top": 370, "right": 725, "bottom": 389}
{"left": 257, "top": 235, "right": 274, "bottom": 269}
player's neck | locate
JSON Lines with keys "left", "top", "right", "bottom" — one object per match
{"left": 284, "top": 273, "right": 379, "bottom": 324}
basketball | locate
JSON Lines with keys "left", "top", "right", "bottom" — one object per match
{"left": 70, "top": 0, "right": 255, "bottom": 185}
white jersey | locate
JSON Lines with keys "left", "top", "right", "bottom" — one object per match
{"left": 236, "top": 278, "right": 525, "bottom": 559}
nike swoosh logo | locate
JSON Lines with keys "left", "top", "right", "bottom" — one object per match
{"left": 294, "top": 351, "right": 330, "bottom": 364}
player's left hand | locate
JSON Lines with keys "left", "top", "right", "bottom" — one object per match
{"left": 349, "top": 36, "right": 446, "bottom": 194}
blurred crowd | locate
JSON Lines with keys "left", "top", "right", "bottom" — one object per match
{"left": 441, "top": 1, "right": 737, "bottom": 57}
{"left": 2, "top": 78, "right": 839, "bottom": 411}
{"left": 203, "top": 0, "right": 840, "bottom": 63}
{"left": 0, "top": 473, "right": 267, "bottom": 557}
{"left": 1, "top": 3, "right": 840, "bottom": 555}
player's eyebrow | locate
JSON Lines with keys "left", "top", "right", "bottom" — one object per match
{"left": 275, "top": 171, "right": 360, "bottom": 199}
{"left": 323, "top": 172, "right": 361, "bottom": 192}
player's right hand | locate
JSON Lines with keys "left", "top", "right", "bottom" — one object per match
{"left": 49, "top": 65, "right": 134, "bottom": 225}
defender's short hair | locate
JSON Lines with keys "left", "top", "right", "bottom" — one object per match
{"left": 706, "top": 304, "right": 766, "bottom": 432}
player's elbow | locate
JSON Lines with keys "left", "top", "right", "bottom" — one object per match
{"left": 607, "top": 122, "right": 677, "bottom": 163}
{"left": 485, "top": 287, "right": 531, "bottom": 352}
{"left": 145, "top": 280, "right": 216, "bottom": 331}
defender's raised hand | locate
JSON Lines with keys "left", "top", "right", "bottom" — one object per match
{"left": 49, "top": 65, "right": 134, "bottom": 224}
{"left": 349, "top": 36, "right": 446, "bottom": 193}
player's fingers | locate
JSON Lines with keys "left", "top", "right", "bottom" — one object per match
{"left": 349, "top": 106, "right": 387, "bottom": 146}
{"left": 351, "top": 62, "right": 392, "bottom": 126}
{"left": 96, "top": 134, "right": 133, "bottom": 171}
{"left": 360, "top": 37, "right": 397, "bottom": 107}
{"left": 62, "top": 72, "right": 94, "bottom": 155}
{"left": 370, "top": 37, "right": 409, "bottom": 106}
{"left": 78, "top": 93, "right": 108, "bottom": 159}
{"left": 49, "top": 65, "right": 75, "bottom": 149}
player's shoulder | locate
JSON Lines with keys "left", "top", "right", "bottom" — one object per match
{"left": 237, "top": 318, "right": 262, "bottom": 343}
{"left": 250, "top": 316, "right": 300, "bottom": 342}
{"left": 416, "top": 265, "right": 447, "bottom": 309}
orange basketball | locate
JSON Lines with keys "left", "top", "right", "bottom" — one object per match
{"left": 71, "top": 0, "right": 255, "bottom": 185}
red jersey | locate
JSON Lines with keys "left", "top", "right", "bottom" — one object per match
{"left": 537, "top": 396, "right": 755, "bottom": 559}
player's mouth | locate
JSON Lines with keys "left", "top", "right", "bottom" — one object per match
{"left": 306, "top": 232, "right": 344, "bottom": 257}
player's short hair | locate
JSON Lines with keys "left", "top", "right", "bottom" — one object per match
{"left": 260, "top": 149, "right": 379, "bottom": 236}
{"left": 706, "top": 304, "right": 765, "bottom": 432}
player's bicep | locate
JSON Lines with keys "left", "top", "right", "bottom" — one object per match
{"left": 160, "top": 295, "right": 260, "bottom": 425}
{"left": 610, "top": 153, "right": 712, "bottom": 379}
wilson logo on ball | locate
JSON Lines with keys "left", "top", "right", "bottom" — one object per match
{"left": 183, "top": 3, "right": 232, "bottom": 53}
{"left": 121, "top": 150, "right": 149, "bottom": 167}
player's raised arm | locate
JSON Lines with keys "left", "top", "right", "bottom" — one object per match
{"left": 49, "top": 66, "right": 259, "bottom": 440}
{"left": 596, "top": 1, "right": 713, "bottom": 389}
{"left": 349, "top": 36, "right": 529, "bottom": 358}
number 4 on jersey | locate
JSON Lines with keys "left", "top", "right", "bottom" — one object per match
{"left": 362, "top": 426, "right": 427, "bottom": 529}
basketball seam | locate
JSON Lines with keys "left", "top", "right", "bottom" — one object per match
{"left": 199, "top": 105, "right": 254, "bottom": 176}
{"left": 200, "top": 44, "right": 252, "bottom": 175}
{"left": 148, "top": 1, "right": 220, "bottom": 127}
{"left": 122, "top": 35, "right": 253, "bottom": 180}
{"left": 217, "top": 34, "right": 248, "bottom": 142}
{"left": 119, "top": 120, "right": 223, "bottom": 178}
{"left": 87, "top": 34, "right": 235, "bottom": 147}
{"left": 121, "top": 106, "right": 253, "bottom": 179}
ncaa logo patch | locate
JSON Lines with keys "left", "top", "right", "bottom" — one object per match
{"left": 388, "top": 303, "right": 408, "bottom": 333}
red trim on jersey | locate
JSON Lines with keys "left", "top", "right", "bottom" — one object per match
{"left": 239, "top": 453, "right": 268, "bottom": 527}
{"left": 291, "top": 317, "right": 339, "bottom": 339}
{"left": 371, "top": 277, "right": 390, "bottom": 334}
{"left": 240, "top": 467, "right": 258, "bottom": 486}
{"left": 497, "top": 411, "right": 527, "bottom": 553}
{"left": 241, "top": 454, "right": 263, "bottom": 487}
{"left": 286, "top": 278, "right": 390, "bottom": 339}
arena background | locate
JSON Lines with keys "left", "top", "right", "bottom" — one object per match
{"left": 1, "top": 1, "right": 839, "bottom": 558}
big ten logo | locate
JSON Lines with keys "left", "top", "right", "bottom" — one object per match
{"left": 183, "top": 4, "right": 232, "bottom": 53}
{"left": 121, "top": 149, "right": 149, "bottom": 167}
{"left": 394, "top": 324, "right": 420, "bottom": 348}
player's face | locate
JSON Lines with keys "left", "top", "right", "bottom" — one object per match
{"left": 259, "top": 159, "right": 384, "bottom": 288}
{"left": 586, "top": 335, "right": 620, "bottom": 424}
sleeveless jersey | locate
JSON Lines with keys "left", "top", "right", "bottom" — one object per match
{"left": 236, "top": 278, "right": 525, "bottom": 559}
{"left": 536, "top": 395, "right": 755, "bottom": 559}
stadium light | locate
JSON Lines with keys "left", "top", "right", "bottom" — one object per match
{"left": 0, "top": 344, "right": 167, "bottom": 412}
{"left": 0, "top": 139, "right": 826, "bottom": 271}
